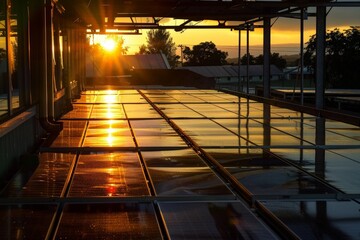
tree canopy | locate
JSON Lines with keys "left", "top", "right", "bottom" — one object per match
{"left": 304, "top": 27, "right": 360, "bottom": 88}
{"left": 138, "top": 29, "right": 179, "bottom": 68}
{"left": 182, "top": 41, "right": 228, "bottom": 66}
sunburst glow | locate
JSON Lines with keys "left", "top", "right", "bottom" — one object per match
{"left": 102, "top": 38, "right": 116, "bottom": 52}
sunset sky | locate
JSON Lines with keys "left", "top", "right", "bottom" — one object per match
{"left": 116, "top": 6, "right": 360, "bottom": 58}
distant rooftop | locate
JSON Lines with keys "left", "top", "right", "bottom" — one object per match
{"left": 179, "top": 65, "right": 283, "bottom": 78}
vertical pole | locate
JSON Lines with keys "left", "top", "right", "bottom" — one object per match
{"left": 315, "top": 6, "right": 326, "bottom": 180}
{"left": 300, "top": 8, "right": 305, "bottom": 105}
{"left": 316, "top": 6, "right": 326, "bottom": 109}
{"left": 263, "top": 103, "right": 271, "bottom": 159}
{"left": 246, "top": 25, "right": 250, "bottom": 94}
{"left": 45, "top": 0, "right": 55, "bottom": 120}
{"left": 5, "top": 0, "right": 13, "bottom": 115}
{"left": 42, "top": 0, "right": 49, "bottom": 121}
{"left": 315, "top": 5, "right": 327, "bottom": 196}
{"left": 237, "top": 29, "right": 241, "bottom": 92}
{"left": 63, "top": 29, "right": 72, "bottom": 106}
{"left": 237, "top": 28, "right": 242, "bottom": 153}
{"left": 54, "top": 12, "right": 62, "bottom": 90}
{"left": 263, "top": 17, "right": 271, "bottom": 99}
{"left": 315, "top": 117, "right": 325, "bottom": 178}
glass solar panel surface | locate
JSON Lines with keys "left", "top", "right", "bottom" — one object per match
{"left": 55, "top": 203, "right": 162, "bottom": 239}
{"left": 160, "top": 202, "right": 278, "bottom": 239}
{"left": 0, "top": 204, "right": 58, "bottom": 239}
{"left": 4, "top": 153, "right": 76, "bottom": 197}
{"left": 141, "top": 149, "right": 207, "bottom": 167}
{"left": 260, "top": 200, "right": 360, "bottom": 240}
{"left": 148, "top": 167, "right": 234, "bottom": 196}
{"left": 68, "top": 153, "right": 150, "bottom": 197}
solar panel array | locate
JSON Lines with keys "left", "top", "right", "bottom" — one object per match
{"left": 1, "top": 89, "right": 360, "bottom": 239}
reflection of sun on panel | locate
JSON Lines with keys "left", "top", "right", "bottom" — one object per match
{"left": 84, "top": 120, "right": 135, "bottom": 147}
{"left": 106, "top": 89, "right": 117, "bottom": 95}
{"left": 105, "top": 94, "right": 117, "bottom": 104}
{"left": 106, "top": 185, "right": 116, "bottom": 196}
{"left": 106, "top": 155, "right": 116, "bottom": 196}
{"left": 107, "top": 105, "right": 114, "bottom": 119}
{"left": 107, "top": 120, "right": 114, "bottom": 146}
{"left": 105, "top": 154, "right": 128, "bottom": 196}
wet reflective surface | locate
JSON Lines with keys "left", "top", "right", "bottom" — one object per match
{"left": 141, "top": 149, "right": 207, "bottom": 167}
{"left": 55, "top": 203, "right": 162, "bottom": 239}
{"left": 227, "top": 166, "right": 336, "bottom": 196}
{"left": 2, "top": 88, "right": 360, "bottom": 239}
{"left": 261, "top": 200, "right": 360, "bottom": 240}
{"left": 69, "top": 153, "right": 149, "bottom": 197}
{"left": 83, "top": 120, "right": 134, "bottom": 147}
{"left": 160, "top": 202, "right": 278, "bottom": 239}
{"left": 51, "top": 121, "right": 87, "bottom": 147}
{"left": 148, "top": 167, "right": 233, "bottom": 196}
{"left": 0, "top": 204, "right": 57, "bottom": 239}
{"left": 270, "top": 148, "right": 360, "bottom": 193}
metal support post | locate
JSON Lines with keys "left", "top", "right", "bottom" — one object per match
{"left": 300, "top": 8, "right": 305, "bottom": 105}
{"left": 5, "top": 0, "right": 12, "bottom": 115}
{"left": 316, "top": 6, "right": 326, "bottom": 109}
{"left": 238, "top": 30, "right": 241, "bottom": 92}
{"left": 246, "top": 25, "right": 250, "bottom": 94}
{"left": 45, "top": 0, "right": 55, "bottom": 120}
{"left": 315, "top": 116, "right": 325, "bottom": 179}
{"left": 263, "top": 18, "right": 271, "bottom": 99}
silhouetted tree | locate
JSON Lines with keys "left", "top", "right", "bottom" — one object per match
{"left": 240, "top": 53, "right": 286, "bottom": 70}
{"left": 183, "top": 41, "right": 228, "bottom": 66}
{"left": 138, "top": 29, "right": 179, "bottom": 67}
{"left": 304, "top": 27, "right": 360, "bottom": 88}
{"left": 138, "top": 44, "right": 147, "bottom": 55}
{"left": 240, "top": 54, "right": 256, "bottom": 65}
{"left": 254, "top": 53, "right": 287, "bottom": 70}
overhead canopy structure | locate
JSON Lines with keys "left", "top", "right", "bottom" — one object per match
{"left": 58, "top": 0, "right": 350, "bottom": 31}
{"left": 57, "top": 0, "right": 360, "bottom": 108}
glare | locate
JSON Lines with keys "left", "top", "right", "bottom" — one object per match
{"left": 106, "top": 105, "right": 114, "bottom": 119}
{"left": 102, "top": 38, "right": 116, "bottom": 52}
{"left": 107, "top": 120, "right": 114, "bottom": 146}
{"left": 106, "top": 89, "right": 117, "bottom": 95}
{"left": 105, "top": 94, "right": 117, "bottom": 103}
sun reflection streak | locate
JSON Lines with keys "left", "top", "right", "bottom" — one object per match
{"left": 107, "top": 119, "right": 114, "bottom": 146}
{"left": 105, "top": 95, "right": 115, "bottom": 147}
{"left": 107, "top": 105, "right": 114, "bottom": 119}
{"left": 106, "top": 154, "right": 116, "bottom": 196}
{"left": 105, "top": 94, "right": 117, "bottom": 104}
{"left": 106, "top": 91, "right": 116, "bottom": 146}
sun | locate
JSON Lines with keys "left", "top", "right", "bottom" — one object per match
{"left": 101, "top": 38, "right": 116, "bottom": 52}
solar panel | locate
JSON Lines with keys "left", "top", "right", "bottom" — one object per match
{"left": 55, "top": 203, "right": 162, "bottom": 239}
{"left": 69, "top": 153, "right": 150, "bottom": 197}
{"left": 160, "top": 202, "right": 278, "bottom": 240}
{"left": 5, "top": 88, "right": 360, "bottom": 239}
{"left": 0, "top": 204, "right": 57, "bottom": 239}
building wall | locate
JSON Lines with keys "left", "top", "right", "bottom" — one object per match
{"left": 0, "top": 1, "right": 87, "bottom": 189}
{"left": 0, "top": 111, "right": 41, "bottom": 189}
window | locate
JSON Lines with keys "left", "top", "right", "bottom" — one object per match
{"left": 0, "top": 1, "right": 8, "bottom": 117}
{"left": 0, "top": 0, "right": 25, "bottom": 121}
